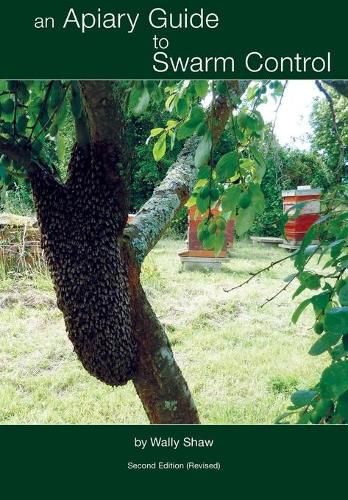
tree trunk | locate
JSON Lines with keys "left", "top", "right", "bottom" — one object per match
{"left": 123, "top": 241, "right": 200, "bottom": 423}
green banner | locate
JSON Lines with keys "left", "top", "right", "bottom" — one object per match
{"left": 1, "top": 0, "right": 346, "bottom": 78}
{"left": 1, "top": 425, "right": 347, "bottom": 495}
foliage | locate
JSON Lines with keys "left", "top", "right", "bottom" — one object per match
{"left": 135, "top": 79, "right": 283, "bottom": 253}
{"left": 272, "top": 88, "right": 348, "bottom": 424}
{"left": 275, "top": 182, "right": 348, "bottom": 424}
{"left": 125, "top": 107, "right": 181, "bottom": 212}
{"left": 0, "top": 81, "right": 70, "bottom": 180}
{"left": 252, "top": 131, "right": 333, "bottom": 237}
{"left": 0, "top": 81, "right": 76, "bottom": 218}
{"left": 310, "top": 90, "right": 348, "bottom": 179}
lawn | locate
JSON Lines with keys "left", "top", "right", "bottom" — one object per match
{"left": 0, "top": 239, "right": 327, "bottom": 424}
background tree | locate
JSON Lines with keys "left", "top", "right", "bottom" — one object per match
{"left": 252, "top": 128, "right": 332, "bottom": 236}
{"left": 310, "top": 89, "right": 348, "bottom": 179}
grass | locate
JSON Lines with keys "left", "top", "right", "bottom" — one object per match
{"left": 0, "top": 239, "right": 328, "bottom": 424}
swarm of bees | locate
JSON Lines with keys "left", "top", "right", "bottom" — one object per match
{"left": 29, "top": 143, "right": 138, "bottom": 386}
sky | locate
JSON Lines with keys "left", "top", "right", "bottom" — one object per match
{"left": 259, "top": 80, "right": 323, "bottom": 150}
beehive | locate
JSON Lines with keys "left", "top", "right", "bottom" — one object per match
{"left": 282, "top": 187, "right": 321, "bottom": 245}
{"left": 179, "top": 206, "right": 235, "bottom": 269}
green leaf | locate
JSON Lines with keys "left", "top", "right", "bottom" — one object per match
{"left": 221, "top": 185, "right": 241, "bottom": 213}
{"left": 196, "top": 190, "right": 210, "bottom": 214}
{"left": 331, "top": 239, "right": 345, "bottom": 259}
{"left": 165, "top": 93, "right": 176, "bottom": 112}
{"left": 49, "top": 123, "right": 58, "bottom": 137}
{"left": 339, "top": 284, "right": 348, "bottom": 306}
{"left": 16, "top": 81, "right": 30, "bottom": 104}
{"left": 291, "top": 390, "right": 317, "bottom": 408}
{"left": 49, "top": 81, "right": 64, "bottom": 109}
{"left": 194, "top": 80, "right": 209, "bottom": 98}
{"left": 310, "top": 399, "right": 333, "bottom": 423}
{"left": 0, "top": 122, "right": 13, "bottom": 135}
{"left": 311, "top": 291, "right": 330, "bottom": 314}
{"left": 169, "top": 130, "right": 176, "bottom": 151}
{"left": 237, "top": 110, "right": 264, "bottom": 132}
{"left": 2, "top": 98, "right": 14, "bottom": 115}
{"left": 272, "top": 80, "right": 284, "bottom": 96}
{"left": 336, "top": 391, "right": 348, "bottom": 421}
{"left": 250, "top": 145, "right": 267, "bottom": 181}
{"left": 246, "top": 84, "right": 258, "bottom": 101}
{"left": 197, "top": 218, "right": 209, "bottom": 241}
{"left": 291, "top": 298, "right": 312, "bottom": 324}
{"left": 153, "top": 133, "right": 167, "bottom": 161}
{"left": 296, "top": 411, "right": 311, "bottom": 424}
{"left": 0, "top": 155, "right": 11, "bottom": 168}
{"left": 320, "top": 361, "right": 348, "bottom": 400}
{"left": 299, "top": 271, "right": 321, "bottom": 290}
{"left": 150, "top": 128, "right": 164, "bottom": 137}
{"left": 216, "top": 81, "right": 228, "bottom": 96}
{"left": 237, "top": 110, "right": 249, "bottom": 130}
{"left": 0, "top": 156, "right": 10, "bottom": 185}
{"left": 249, "top": 183, "right": 265, "bottom": 214}
{"left": 176, "top": 106, "right": 205, "bottom": 140}
{"left": 196, "top": 122, "right": 208, "bottom": 137}
{"left": 309, "top": 331, "right": 342, "bottom": 356}
{"left": 294, "top": 226, "right": 317, "bottom": 270}
{"left": 54, "top": 99, "right": 68, "bottom": 127}
{"left": 194, "top": 132, "right": 212, "bottom": 168}
{"left": 176, "top": 97, "right": 188, "bottom": 118}
{"left": 166, "top": 120, "right": 178, "bottom": 130}
{"left": 215, "top": 151, "right": 239, "bottom": 182}
{"left": 213, "top": 232, "right": 225, "bottom": 255}
{"left": 235, "top": 205, "right": 256, "bottom": 236}
{"left": 187, "top": 106, "right": 205, "bottom": 128}
{"left": 324, "top": 307, "right": 348, "bottom": 335}
{"left": 250, "top": 110, "right": 264, "bottom": 131}
{"left": 197, "top": 165, "right": 211, "bottom": 180}
{"left": 176, "top": 122, "right": 195, "bottom": 140}
{"left": 16, "top": 114, "right": 28, "bottom": 134}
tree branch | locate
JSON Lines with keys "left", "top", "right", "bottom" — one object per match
{"left": 224, "top": 253, "right": 294, "bottom": 293}
{"left": 123, "top": 136, "right": 200, "bottom": 265}
{"left": 125, "top": 80, "right": 250, "bottom": 265}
